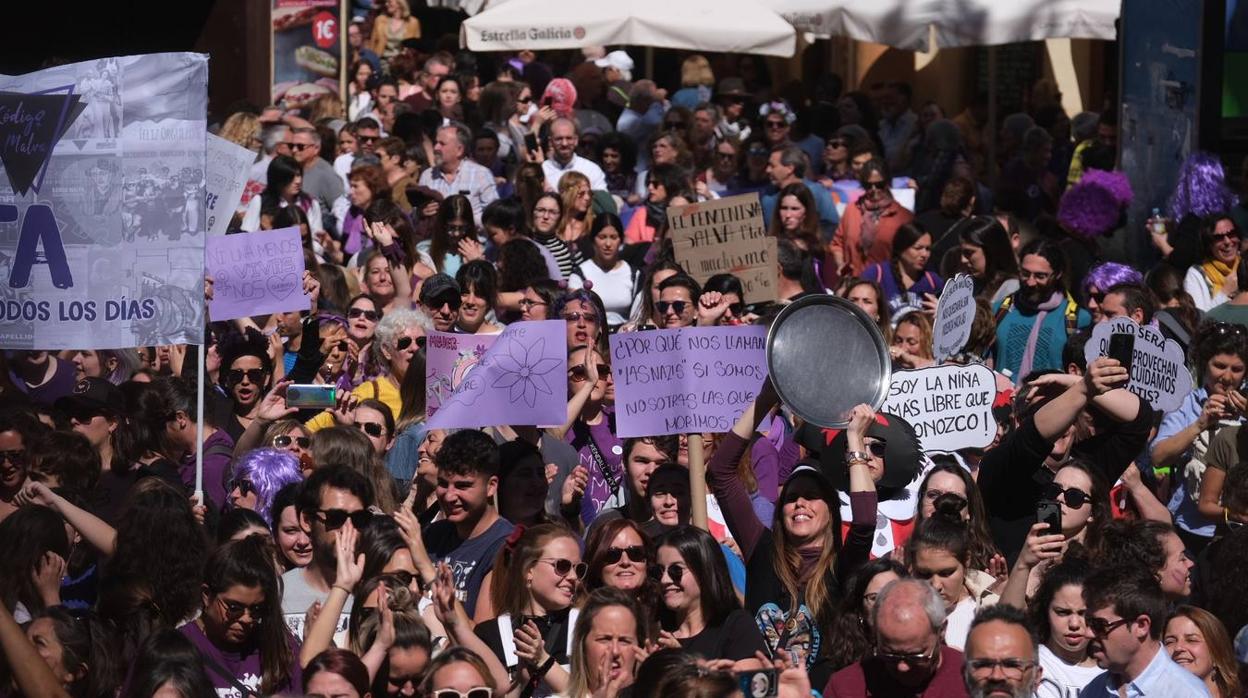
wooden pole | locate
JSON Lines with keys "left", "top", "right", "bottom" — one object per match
{"left": 689, "top": 433, "right": 708, "bottom": 530}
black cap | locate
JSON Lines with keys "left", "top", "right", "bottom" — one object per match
{"left": 55, "top": 377, "right": 124, "bottom": 416}
{"left": 419, "top": 273, "right": 461, "bottom": 307}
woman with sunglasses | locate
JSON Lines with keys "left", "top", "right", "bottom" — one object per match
{"left": 829, "top": 157, "right": 913, "bottom": 280}
{"left": 217, "top": 330, "right": 275, "bottom": 445}
{"left": 345, "top": 294, "right": 382, "bottom": 375}
{"left": 262, "top": 419, "right": 312, "bottom": 467}
{"left": 905, "top": 497, "right": 998, "bottom": 651}
{"left": 182, "top": 535, "right": 301, "bottom": 696}
{"left": 226, "top": 448, "right": 303, "bottom": 526}
{"left": 552, "top": 289, "right": 608, "bottom": 355}
{"left": 1184, "top": 214, "right": 1242, "bottom": 311}
{"left": 1154, "top": 324, "right": 1248, "bottom": 554}
{"left": 556, "top": 344, "right": 623, "bottom": 529}
{"left": 584, "top": 518, "right": 657, "bottom": 601}
{"left": 652, "top": 525, "right": 766, "bottom": 667}
{"left": 565, "top": 587, "right": 649, "bottom": 698}
{"left": 476, "top": 523, "right": 585, "bottom": 696}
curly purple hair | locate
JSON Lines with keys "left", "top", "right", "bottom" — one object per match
{"left": 1058, "top": 169, "right": 1133, "bottom": 239}
{"left": 1083, "top": 262, "right": 1144, "bottom": 296}
{"left": 1168, "top": 151, "right": 1239, "bottom": 220}
{"left": 230, "top": 448, "right": 303, "bottom": 525}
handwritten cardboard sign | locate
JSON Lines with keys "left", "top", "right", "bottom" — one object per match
{"left": 610, "top": 325, "right": 769, "bottom": 437}
{"left": 425, "top": 332, "right": 500, "bottom": 418}
{"left": 206, "top": 226, "right": 306, "bottom": 321}
{"left": 426, "top": 321, "right": 567, "bottom": 429}
{"left": 670, "top": 193, "right": 777, "bottom": 305}
{"left": 1083, "top": 317, "right": 1193, "bottom": 414}
{"left": 879, "top": 363, "right": 997, "bottom": 452}
{"left": 932, "top": 274, "right": 976, "bottom": 360}
{"left": 205, "top": 133, "right": 256, "bottom": 236}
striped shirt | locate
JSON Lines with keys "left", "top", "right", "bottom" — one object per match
{"left": 534, "top": 234, "right": 584, "bottom": 281}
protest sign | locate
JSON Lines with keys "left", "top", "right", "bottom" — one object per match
{"left": 272, "top": 1, "right": 346, "bottom": 109}
{"left": 206, "top": 227, "right": 306, "bottom": 321}
{"left": 670, "top": 193, "right": 777, "bottom": 304}
{"left": 932, "top": 274, "right": 976, "bottom": 360}
{"left": 427, "top": 321, "right": 567, "bottom": 429}
{"left": 425, "top": 331, "right": 500, "bottom": 418}
{"left": 879, "top": 363, "right": 997, "bottom": 452}
{"left": 610, "top": 325, "right": 768, "bottom": 437}
{"left": 0, "top": 53, "right": 207, "bottom": 350}
{"left": 1084, "top": 317, "right": 1192, "bottom": 414}
{"left": 205, "top": 133, "right": 255, "bottom": 236}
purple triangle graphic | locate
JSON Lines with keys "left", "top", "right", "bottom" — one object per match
{"left": 0, "top": 85, "right": 80, "bottom": 197}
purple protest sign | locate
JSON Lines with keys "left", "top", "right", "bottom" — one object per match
{"left": 609, "top": 325, "right": 769, "bottom": 437}
{"left": 206, "top": 226, "right": 306, "bottom": 321}
{"left": 425, "top": 331, "right": 500, "bottom": 419}
{"left": 426, "top": 320, "right": 567, "bottom": 429}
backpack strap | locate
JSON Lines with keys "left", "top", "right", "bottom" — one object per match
{"left": 1063, "top": 296, "right": 1079, "bottom": 336}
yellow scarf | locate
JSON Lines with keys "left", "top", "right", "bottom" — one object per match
{"left": 1203, "top": 257, "right": 1238, "bottom": 295}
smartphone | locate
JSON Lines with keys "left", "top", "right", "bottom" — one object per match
{"left": 286, "top": 384, "right": 337, "bottom": 409}
{"left": 524, "top": 132, "right": 539, "bottom": 152}
{"left": 737, "top": 668, "right": 778, "bottom": 698}
{"left": 1108, "top": 332, "right": 1135, "bottom": 374}
{"left": 1037, "top": 499, "right": 1061, "bottom": 537}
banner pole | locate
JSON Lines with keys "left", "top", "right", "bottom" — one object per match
{"left": 689, "top": 433, "right": 708, "bottom": 531}
{"left": 194, "top": 344, "right": 205, "bottom": 504}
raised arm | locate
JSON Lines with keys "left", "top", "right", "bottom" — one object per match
{"left": 299, "top": 520, "right": 364, "bottom": 667}
{"left": 17, "top": 481, "right": 117, "bottom": 556}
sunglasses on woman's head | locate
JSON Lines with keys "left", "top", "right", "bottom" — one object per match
{"left": 272, "top": 434, "right": 311, "bottom": 449}
{"left": 604, "top": 545, "right": 647, "bottom": 565}
{"left": 315, "top": 508, "right": 372, "bottom": 531}
{"left": 348, "top": 307, "right": 380, "bottom": 322}
{"left": 1041, "top": 482, "right": 1091, "bottom": 508}
{"left": 648, "top": 562, "right": 686, "bottom": 584}
{"left": 356, "top": 421, "right": 385, "bottom": 438}
{"left": 395, "top": 335, "right": 427, "bottom": 352}
{"left": 538, "top": 558, "right": 588, "bottom": 578}
{"left": 656, "top": 300, "right": 688, "bottom": 315}
{"left": 226, "top": 368, "right": 267, "bottom": 385}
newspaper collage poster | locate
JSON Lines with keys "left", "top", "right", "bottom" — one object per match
{"left": 0, "top": 53, "right": 208, "bottom": 350}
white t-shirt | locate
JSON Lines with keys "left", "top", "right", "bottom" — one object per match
{"left": 568, "top": 260, "right": 635, "bottom": 326}
{"left": 944, "top": 596, "right": 978, "bottom": 651}
{"left": 1036, "top": 645, "right": 1104, "bottom": 698}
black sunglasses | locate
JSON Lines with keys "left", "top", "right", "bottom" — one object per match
{"left": 863, "top": 181, "right": 889, "bottom": 192}
{"left": 292, "top": 143, "right": 312, "bottom": 151}
{"left": 427, "top": 295, "right": 463, "bottom": 311}
{"left": 315, "top": 508, "right": 372, "bottom": 531}
{"left": 356, "top": 421, "right": 385, "bottom": 438}
{"left": 603, "top": 545, "right": 646, "bottom": 565}
{"left": 348, "top": 307, "right": 380, "bottom": 322}
{"left": 727, "top": 302, "right": 746, "bottom": 316}
{"left": 865, "top": 440, "right": 887, "bottom": 458}
{"left": 217, "top": 597, "right": 267, "bottom": 622}
{"left": 0, "top": 449, "right": 26, "bottom": 466}
{"left": 656, "top": 300, "right": 688, "bottom": 315}
{"left": 396, "top": 335, "right": 427, "bottom": 352}
{"left": 357, "top": 135, "right": 379, "bottom": 144}
{"left": 828, "top": 138, "right": 848, "bottom": 148}
{"left": 226, "top": 368, "right": 268, "bottom": 385}
{"left": 273, "top": 435, "right": 310, "bottom": 449}
{"left": 228, "top": 479, "right": 255, "bottom": 497}
{"left": 1041, "top": 483, "right": 1091, "bottom": 508}
{"left": 648, "top": 562, "right": 686, "bottom": 585}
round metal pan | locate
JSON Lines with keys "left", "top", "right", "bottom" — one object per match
{"left": 766, "top": 294, "right": 892, "bottom": 428}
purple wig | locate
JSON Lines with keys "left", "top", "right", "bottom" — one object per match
{"left": 230, "top": 448, "right": 303, "bottom": 525}
{"left": 1083, "top": 262, "right": 1144, "bottom": 295}
{"left": 1168, "top": 151, "right": 1239, "bottom": 221}
{"left": 1058, "top": 169, "right": 1133, "bottom": 239}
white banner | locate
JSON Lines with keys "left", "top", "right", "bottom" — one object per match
{"left": 205, "top": 133, "right": 255, "bottom": 236}
{"left": 0, "top": 53, "right": 208, "bottom": 350}
{"left": 880, "top": 363, "right": 998, "bottom": 452}
{"left": 1084, "top": 317, "right": 1192, "bottom": 414}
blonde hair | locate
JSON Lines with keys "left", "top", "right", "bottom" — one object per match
{"left": 307, "top": 94, "right": 345, "bottom": 122}
{"left": 219, "top": 112, "right": 260, "bottom": 150}
{"left": 896, "top": 312, "right": 934, "bottom": 360}
{"left": 557, "top": 171, "right": 595, "bottom": 238}
{"left": 680, "top": 55, "right": 714, "bottom": 88}
{"left": 388, "top": 0, "right": 412, "bottom": 18}
{"left": 566, "top": 589, "right": 648, "bottom": 698}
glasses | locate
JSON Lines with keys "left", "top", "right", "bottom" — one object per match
{"left": 273, "top": 434, "right": 310, "bottom": 449}
{"left": 315, "top": 508, "right": 372, "bottom": 531}
{"left": 1087, "top": 292, "right": 1105, "bottom": 305}
{"left": 348, "top": 307, "right": 380, "bottom": 322}
{"left": 874, "top": 642, "right": 938, "bottom": 666}
{"left": 228, "top": 479, "right": 255, "bottom": 497}
{"left": 862, "top": 181, "right": 889, "bottom": 192}
{"left": 864, "top": 440, "right": 887, "bottom": 458}
{"left": 357, "top": 421, "right": 385, "bottom": 438}
{"left": 1019, "top": 269, "right": 1053, "bottom": 282}
{"left": 1226, "top": 509, "right": 1246, "bottom": 530}
{"left": 517, "top": 96, "right": 533, "bottom": 104}
{"left": 1212, "top": 230, "right": 1241, "bottom": 242}
{"left": 656, "top": 300, "right": 689, "bottom": 316}
{"left": 726, "top": 302, "right": 746, "bottom": 316}
{"left": 966, "top": 658, "right": 1037, "bottom": 679}
{"left": 1086, "top": 616, "right": 1131, "bottom": 638}
{"left": 563, "top": 311, "right": 599, "bottom": 324}
{"left": 0, "top": 450, "right": 26, "bottom": 466}
{"left": 226, "top": 368, "right": 268, "bottom": 385}
{"left": 1041, "top": 483, "right": 1092, "bottom": 508}
{"left": 357, "top": 135, "right": 379, "bottom": 144}
{"left": 648, "top": 563, "right": 686, "bottom": 584}
{"left": 538, "top": 558, "right": 587, "bottom": 578}
{"left": 569, "top": 364, "right": 611, "bottom": 382}
{"left": 396, "top": 335, "right": 427, "bottom": 352}
{"left": 603, "top": 545, "right": 647, "bottom": 565}
{"left": 291, "top": 143, "right": 312, "bottom": 151}
{"left": 519, "top": 298, "right": 547, "bottom": 311}
{"left": 216, "top": 596, "right": 267, "bottom": 622}
{"left": 828, "top": 139, "right": 848, "bottom": 148}
{"left": 765, "top": 120, "right": 787, "bottom": 130}
{"left": 432, "top": 689, "right": 492, "bottom": 698}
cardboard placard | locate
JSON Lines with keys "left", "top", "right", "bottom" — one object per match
{"left": 205, "top": 133, "right": 256, "bottom": 236}
{"left": 425, "top": 331, "right": 500, "bottom": 419}
{"left": 879, "top": 363, "right": 998, "bottom": 452}
{"left": 670, "top": 193, "right": 777, "bottom": 305}
{"left": 1083, "top": 317, "right": 1193, "bottom": 414}
{"left": 932, "top": 274, "right": 976, "bottom": 360}
{"left": 206, "top": 226, "right": 307, "bottom": 321}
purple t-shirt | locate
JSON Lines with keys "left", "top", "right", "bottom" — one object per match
{"left": 10, "top": 357, "right": 77, "bottom": 407}
{"left": 565, "top": 410, "right": 624, "bottom": 527}
{"left": 180, "top": 619, "right": 302, "bottom": 697}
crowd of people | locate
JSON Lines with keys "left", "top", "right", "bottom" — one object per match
{"left": 7, "top": 5, "right": 1248, "bottom": 697}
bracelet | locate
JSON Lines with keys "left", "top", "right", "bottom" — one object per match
{"left": 332, "top": 584, "right": 353, "bottom": 594}
{"left": 535, "top": 655, "right": 556, "bottom": 677}
{"left": 845, "top": 450, "right": 871, "bottom": 464}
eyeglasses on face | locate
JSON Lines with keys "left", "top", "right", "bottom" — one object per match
{"left": 357, "top": 135, "right": 379, "bottom": 144}
{"left": 648, "top": 562, "right": 686, "bottom": 584}
{"left": 519, "top": 298, "right": 547, "bottom": 310}
{"left": 272, "top": 434, "right": 310, "bottom": 449}
{"left": 828, "top": 139, "right": 848, "bottom": 148}
{"left": 966, "top": 658, "right": 1037, "bottom": 679}
{"left": 656, "top": 300, "right": 688, "bottom": 316}
{"left": 765, "top": 120, "right": 787, "bottom": 130}
{"left": 1041, "top": 483, "right": 1091, "bottom": 508}
{"left": 427, "top": 295, "right": 462, "bottom": 312}
{"left": 569, "top": 364, "right": 611, "bottom": 382}
{"left": 315, "top": 508, "right": 372, "bottom": 531}
{"left": 226, "top": 368, "right": 268, "bottom": 385}
{"left": 292, "top": 143, "right": 313, "bottom": 151}
{"left": 603, "top": 545, "right": 647, "bottom": 565}
{"left": 862, "top": 181, "right": 889, "bottom": 192}
{"left": 0, "top": 449, "right": 27, "bottom": 466}
{"left": 562, "top": 311, "right": 599, "bottom": 324}
{"left": 534, "top": 206, "right": 560, "bottom": 217}
{"left": 874, "top": 642, "right": 938, "bottom": 666}
{"left": 348, "top": 307, "right": 380, "bottom": 322}
{"left": 356, "top": 421, "right": 385, "bottom": 438}
{"left": 395, "top": 335, "right": 427, "bottom": 352}
{"left": 538, "top": 558, "right": 587, "bottom": 578}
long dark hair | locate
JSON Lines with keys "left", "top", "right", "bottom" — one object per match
{"left": 1053, "top": 459, "right": 1111, "bottom": 555}
{"left": 0, "top": 505, "right": 70, "bottom": 617}
{"left": 890, "top": 222, "right": 931, "bottom": 284}
{"left": 655, "top": 526, "right": 739, "bottom": 629}
{"left": 121, "top": 628, "right": 217, "bottom": 698}
{"left": 29, "top": 607, "right": 121, "bottom": 698}
{"left": 915, "top": 460, "right": 998, "bottom": 571}
{"left": 955, "top": 215, "right": 1018, "bottom": 298}
{"left": 584, "top": 518, "right": 659, "bottom": 623}
{"left": 1028, "top": 555, "right": 1088, "bottom": 645}
{"left": 429, "top": 195, "right": 476, "bottom": 271}
{"left": 905, "top": 494, "right": 971, "bottom": 568}
{"left": 1198, "top": 213, "right": 1239, "bottom": 262}
{"left": 823, "top": 558, "right": 909, "bottom": 671}
{"left": 1018, "top": 238, "right": 1070, "bottom": 294}
{"left": 498, "top": 239, "right": 551, "bottom": 292}
{"left": 260, "top": 155, "right": 304, "bottom": 209}
{"left": 203, "top": 536, "right": 295, "bottom": 694}
{"left": 768, "top": 182, "right": 820, "bottom": 252}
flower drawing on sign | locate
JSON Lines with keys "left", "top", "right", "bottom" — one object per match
{"left": 492, "top": 336, "right": 560, "bottom": 407}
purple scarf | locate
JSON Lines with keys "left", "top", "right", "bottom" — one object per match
{"left": 1016, "top": 290, "right": 1064, "bottom": 379}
